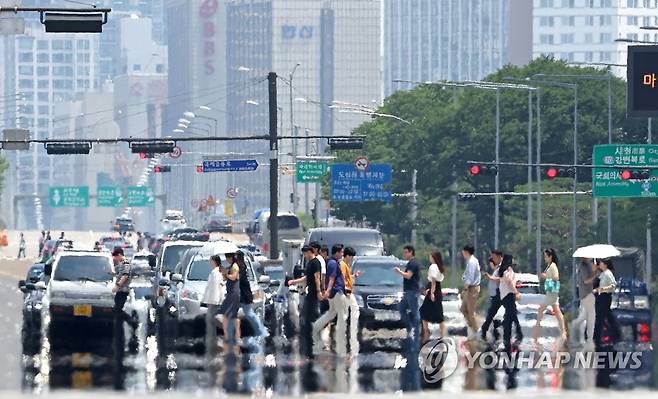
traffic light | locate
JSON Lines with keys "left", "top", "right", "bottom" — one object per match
{"left": 196, "top": 165, "right": 203, "bottom": 173}
{"left": 544, "top": 167, "right": 575, "bottom": 179}
{"left": 44, "top": 141, "right": 91, "bottom": 154}
{"left": 458, "top": 193, "right": 477, "bottom": 202}
{"left": 139, "top": 152, "right": 156, "bottom": 159}
{"left": 130, "top": 140, "right": 176, "bottom": 154}
{"left": 620, "top": 169, "right": 650, "bottom": 180}
{"left": 328, "top": 138, "right": 364, "bottom": 150}
{"left": 468, "top": 164, "right": 497, "bottom": 176}
{"left": 153, "top": 165, "right": 171, "bottom": 173}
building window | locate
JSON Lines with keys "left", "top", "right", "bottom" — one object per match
{"left": 562, "top": 0, "right": 575, "bottom": 6}
{"left": 38, "top": 106, "right": 49, "bottom": 115}
{"left": 37, "top": 66, "right": 49, "bottom": 75}
{"left": 18, "top": 66, "right": 33, "bottom": 75}
{"left": 561, "top": 33, "right": 575, "bottom": 43}
{"left": 37, "top": 40, "right": 48, "bottom": 50}
{"left": 586, "top": 16, "right": 595, "bottom": 25}
{"left": 19, "top": 52, "right": 33, "bottom": 62}
{"left": 539, "top": 0, "right": 554, "bottom": 7}
{"left": 643, "top": 16, "right": 651, "bottom": 26}
{"left": 37, "top": 53, "right": 49, "bottom": 63}
{"left": 156, "top": 64, "right": 165, "bottom": 73}
{"left": 644, "top": 0, "right": 651, "bottom": 6}
{"left": 644, "top": 33, "right": 651, "bottom": 41}
{"left": 18, "top": 37, "right": 33, "bottom": 50}
{"left": 76, "top": 39, "right": 89, "bottom": 49}
{"left": 561, "top": 16, "right": 575, "bottom": 26}
{"left": 133, "top": 64, "right": 141, "bottom": 71}
{"left": 540, "top": 16, "right": 555, "bottom": 26}
{"left": 601, "top": 0, "right": 612, "bottom": 6}
{"left": 540, "top": 34, "right": 555, "bottom": 44}
{"left": 600, "top": 51, "right": 612, "bottom": 61}
{"left": 18, "top": 79, "right": 33, "bottom": 89}
{"left": 37, "top": 80, "right": 49, "bottom": 89}
{"left": 37, "top": 92, "right": 48, "bottom": 102}
{"left": 600, "top": 32, "right": 612, "bottom": 43}
{"left": 585, "top": 33, "right": 593, "bottom": 43}
{"left": 586, "top": 51, "right": 594, "bottom": 61}
{"left": 628, "top": 16, "right": 639, "bottom": 25}
{"left": 627, "top": 33, "right": 639, "bottom": 40}
{"left": 600, "top": 15, "right": 612, "bottom": 25}
{"left": 627, "top": 0, "right": 638, "bottom": 6}
{"left": 37, "top": 118, "right": 49, "bottom": 128}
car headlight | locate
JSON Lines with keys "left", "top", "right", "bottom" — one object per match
{"left": 634, "top": 295, "right": 650, "bottom": 309}
{"left": 355, "top": 295, "right": 364, "bottom": 307}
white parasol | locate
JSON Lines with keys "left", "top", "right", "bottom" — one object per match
{"left": 572, "top": 244, "right": 621, "bottom": 259}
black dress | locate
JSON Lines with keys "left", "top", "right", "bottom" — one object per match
{"left": 420, "top": 280, "right": 444, "bottom": 323}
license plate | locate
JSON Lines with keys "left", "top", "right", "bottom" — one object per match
{"left": 374, "top": 311, "right": 400, "bottom": 321}
{"left": 73, "top": 304, "right": 92, "bottom": 317}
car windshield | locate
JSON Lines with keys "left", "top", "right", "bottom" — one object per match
{"left": 264, "top": 267, "right": 284, "bottom": 281}
{"left": 53, "top": 255, "right": 113, "bottom": 282}
{"left": 269, "top": 215, "right": 300, "bottom": 230}
{"left": 162, "top": 245, "right": 197, "bottom": 273}
{"left": 353, "top": 262, "right": 403, "bottom": 287}
{"left": 165, "top": 215, "right": 184, "bottom": 220}
{"left": 186, "top": 256, "right": 218, "bottom": 281}
{"left": 309, "top": 231, "right": 383, "bottom": 255}
{"left": 517, "top": 284, "right": 540, "bottom": 294}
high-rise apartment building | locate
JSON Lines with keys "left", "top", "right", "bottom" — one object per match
{"left": 2, "top": 22, "right": 100, "bottom": 229}
{"left": 384, "top": 0, "right": 516, "bottom": 96}
{"left": 226, "top": 0, "right": 382, "bottom": 214}
{"left": 533, "top": 0, "right": 658, "bottom": 76}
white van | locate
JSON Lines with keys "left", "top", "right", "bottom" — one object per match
{"left": 251, "top": 211, "right": 303, "bottom": 257}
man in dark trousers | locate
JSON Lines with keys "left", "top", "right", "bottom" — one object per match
{"left": 287, "top": 245, "right": 322, "bottom": 356}
{"left": 481, "top": 250, "right": 503, "bottom": 342}
{"left": 394, "top": 245, "right": 421, "bottom": 348}
{"left": 112, "top": 247, "right": 137, "bottom": 351}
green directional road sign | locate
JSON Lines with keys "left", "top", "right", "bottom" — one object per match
{"left": 296, "top": 160, "right": 329, "bottom": 183}
{"left": 49, "top": 186, "right": 89, "bottom": 208}
{"left": 96, "top": 186, "right": 124, "bottom": 207}
{"left": 127, "top": 186, "right": 155, "bottom": 207}
{"left": 593, "top": 144, "right": 658, "bottom": 198}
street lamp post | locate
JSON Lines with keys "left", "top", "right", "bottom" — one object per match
{"left": 529, "top": 79, "right": 578, "bottom": 298}
{"left": 533, "top": 73, "right": 614, "bottom": 243}
{"left": 289, "top": 63, "right": 301, "bottom": 213}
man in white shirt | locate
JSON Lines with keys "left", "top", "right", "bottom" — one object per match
{"left": 203, "top": 254, "right": 226, "bottom": 359}
{"left": 460, "top": 245, "right": 481, "bottom": 339}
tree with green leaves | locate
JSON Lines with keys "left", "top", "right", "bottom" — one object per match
{"left": 327, "top": 57, "right": 656, "bottom": 280}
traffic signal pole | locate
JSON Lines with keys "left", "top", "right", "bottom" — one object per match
{"left": 268, "top": 72, "right": 279, "bottom": 259}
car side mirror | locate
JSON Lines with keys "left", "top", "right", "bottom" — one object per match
{"left": 35, "top": 281, "right": 47, "bottom": 290}
{"left": 44, "top": 263, "right": 52, "bottom": 276}
{"left": 258, "top": 275, "right": 271, "bottom": 285}
{"left": 18, "top": 280, "right": 27, "bottom": 293}
{"left": 171, "top": 273, "right": 183, "bottom": 283}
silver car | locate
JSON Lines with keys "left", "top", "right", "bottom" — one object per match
{"left": 165, "top": 240, "right": 268, "bottom": 337}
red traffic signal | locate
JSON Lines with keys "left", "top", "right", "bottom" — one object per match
{"left": 196, "top": 165, "right": 203, "bottom": 173}
{"left": 621, "top": 169, "right": 650, "bottom": 180}
{"left": 153, "top": 165, "right": 171, "bottom": 173}
{"left": 469, "top": 165, "right": 481, "bottom": 176}
{"left": 468, "top": 164, "right": 497, "bottom": 176}
{"left": 544, "top": 167, "right": 575, "bottom": 179}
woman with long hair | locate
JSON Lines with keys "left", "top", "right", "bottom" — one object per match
{"left": 419, "top": 251, "right": 446, "bottom": 343}
{"left": 593, "top": 258, "right": 620, "bottom": 346}
{"left": 533, "top": 248, "right": 567, "bottom": 343}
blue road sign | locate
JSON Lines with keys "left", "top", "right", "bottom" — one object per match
{"left": 331, "top": 163, "right": 392, "bottom": 202}
{"left": 202, "top": 159, "right": 259, "bottom": 172}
